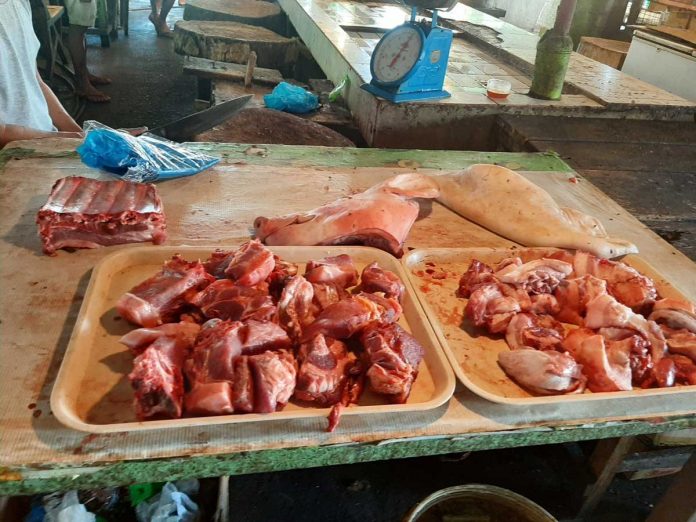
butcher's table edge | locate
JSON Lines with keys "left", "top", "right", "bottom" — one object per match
{"left": 1, "top": 140, "right": 694, "bottom": 495}
{"left": 2, "top": 416, "right": 695, "bottom": 495}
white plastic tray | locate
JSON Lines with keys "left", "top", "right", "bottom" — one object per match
{"left": 403, "top": 247, "right": 696, "bottom": 405}
{"left": 51, "top": 245, "right": 456, "bottom": 432}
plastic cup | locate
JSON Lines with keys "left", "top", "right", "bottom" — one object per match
{"left": 486, "top": 78, "right": 512, "bottom": 99}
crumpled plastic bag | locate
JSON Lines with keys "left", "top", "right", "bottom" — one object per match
{"left": 77, "top": 121, "right": 219, "bottom": 182}
{"left": 136, "top": 480, "right": 200, "bottom": 522}
{"left": 264, "top": 82, "right": 319, "bottom": 114}
{"left": 42, "top": 491, "right": 96, "bottom": 522}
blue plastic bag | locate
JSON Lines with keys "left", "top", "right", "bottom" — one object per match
{"left": 77, "top": 121, "right": 219, "bottom": 182}
{"left": 264, "top": 82, "right": 319, "bottom": 114}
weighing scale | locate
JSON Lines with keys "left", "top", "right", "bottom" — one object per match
{"left": 361, "top": 0, "right": 456, "bottom": 103}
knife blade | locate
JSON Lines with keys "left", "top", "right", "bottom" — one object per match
{"left": 147, "top": 94, "right": 253, "bottom": 142}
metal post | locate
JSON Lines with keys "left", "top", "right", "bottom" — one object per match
{"left": 529, "top": 0, "right": 577, "bottom": 100}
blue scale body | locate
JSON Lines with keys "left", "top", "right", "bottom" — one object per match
{"left": 362, "top": 11, "right": 453, "bottom": 103}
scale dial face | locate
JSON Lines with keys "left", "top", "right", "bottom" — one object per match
{"left": 371, "top": 25, "right": 424, "bottom": 85}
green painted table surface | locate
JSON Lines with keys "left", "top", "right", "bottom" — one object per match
{"left": 1, "top": 139, "right": 695, "bottom": 496}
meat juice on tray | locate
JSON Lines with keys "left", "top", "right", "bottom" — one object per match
{"left": 457, "top": 250, "right": 696, "bottom": 395}
{"left": 116, "top": 241, "right": 426, "bottom": 431}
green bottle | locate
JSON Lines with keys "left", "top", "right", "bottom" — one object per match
{"left": 529, "top": 0, "right": 576, "bottom": 100}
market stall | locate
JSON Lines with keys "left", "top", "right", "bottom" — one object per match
{"left": 1, "top": 140, "right": 694, "bottom": 496}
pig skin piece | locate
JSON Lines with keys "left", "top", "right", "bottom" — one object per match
{"left": 254, "top": 174, "right": 440, "bottom": 257}
{"left": 435, "top": 164, "right": 638, "bottom": 259}
{"left": 497, "top": 349, "right": 585, "bottom": 395}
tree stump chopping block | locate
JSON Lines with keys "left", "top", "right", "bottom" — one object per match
{"left": 174, "top": 21, "right": 298, "bottom": 74}
{"left": 183, "top": 0, "right": 283, "bottom": 33}
{"left": 194, "top": 108, "right": 356, "bottom": 147}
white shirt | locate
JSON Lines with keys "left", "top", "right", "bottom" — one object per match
{"left": 0, "top": 0, "right": 55, "bottom": 131}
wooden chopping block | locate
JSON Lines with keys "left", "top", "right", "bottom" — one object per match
{"left": 183, "top": 0, "right": 283, "bottom": 33}
{"left": 193, "top": 108, "right": 356, "bottom": 147}
{"left": 174, "top": 20, "right": 298, "bottom": 74}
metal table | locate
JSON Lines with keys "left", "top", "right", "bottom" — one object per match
{"left": 0, "top": 140, "right": 695, "bottom": 495}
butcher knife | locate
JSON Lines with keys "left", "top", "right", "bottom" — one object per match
{"left": 147, "top": 94, "right": 253, "bottom": 142}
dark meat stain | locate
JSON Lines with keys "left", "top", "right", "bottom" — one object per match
{"left": 32, "top": 409, "right": 42, "bottom": 418}
{"left": 28, "top": 403, "right": 36, "bottom": 409}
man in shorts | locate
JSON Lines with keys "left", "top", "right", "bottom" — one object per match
{"left": 64, "top": 0, "right": 111, "bottom": 102}
{"left": 0, "top": 0, "right": 83, "bottom": 146}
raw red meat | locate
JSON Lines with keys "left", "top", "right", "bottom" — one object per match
{"left": 204, "top": 240, "right": 275, "bottom": 286}
{"left": 458, "top": 259, "right": 494, "bottom": 298}
{"left": 231, "top": 356, "right": 255, "bottom": 412}
{"left": 305, "top": 255, "right": 358, "bottom": 288}
{"left": 266, "top": 256, "right": 298, "bottom": 298}
{"left": 184, "top": 382, "right": 234, "bottom": 416}
{"left": 249, "top": 350, "right": 297, "bottom": 413}
{"left": 360, "top": 262, "right": 406, "bottom": 302}
{"left": 361, "top": 323, "right": 424, "bottom": 403}
{"left": 189, "top": 279, "right": 276, "bottom": 322}
{"left": 117, "top": 255, "right": 215, "bottom": 327}
{"left": 119, "top": 321, "right": 201, "bottom": 355}
{"left": 241, "top": 319, "right": 292, "bottom": 355}
{"left": 311, "top": 283, "right": 349, "bottom": 313}
{"left": 128, "top": 336, "right": 190, "bottom": 419}
{"left": 186, "top": 319, "right": 245, "bottom": 383}
{"left": 37, "top": 176, "right": 167, "bottom": 255}
{"left": 295, "top": 335, "right": 356, "bottom": 405}
{"left": 186, "top": 319, "right": 291, "bottom": 385}
{"left": 302, "top": 293, "right": 401, "bottom": 341}
{"left": 277, "top": 275, "right": 315, "bottom": 339}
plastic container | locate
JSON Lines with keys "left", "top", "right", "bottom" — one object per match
{"left": 486, "top": 78, "right": 512, "bottom": 99}
{"left": 403, "top": 485, "right": 557, "bottom": 522}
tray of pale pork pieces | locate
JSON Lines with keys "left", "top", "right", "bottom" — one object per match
{"left": 404, "top": 247, "right": 696, "bottom": 404}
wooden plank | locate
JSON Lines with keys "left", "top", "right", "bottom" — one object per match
{"left": 183, "top": 57, "right": 284, "bottom": 86}
{"left": 617, "top": 446, "right": 694, "bottom": 472}
{"left": 651, "top": 0, "right": 696, "bottom": 14}
{"left": 580, "top": 437, "right": 636, "bottom": 519}
{"left": 648, "top": 25, "right": 696, "bottom": 47}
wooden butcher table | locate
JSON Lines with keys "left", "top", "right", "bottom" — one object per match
{"left": 1, "top": 139, "right": 695, "bottom": 496}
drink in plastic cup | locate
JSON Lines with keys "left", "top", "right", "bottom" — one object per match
{"left": 486, "top": 78, "right": 512, "bottom": 99}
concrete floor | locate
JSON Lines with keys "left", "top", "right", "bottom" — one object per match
{"left": 80, "top": 2, "right": 195, "bottom": 130}
{"left": 72, "top": 7, "right": 680, "bottom": 522}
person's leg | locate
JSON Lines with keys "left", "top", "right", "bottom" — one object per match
{"left": 67, "top": 24, "right": 110, "bottom": 102}
{"left": 149, "top": 0, "right": 159, "bottom": 27}
{"left": 155, "top": 0, "right": 176, "bottom": 37}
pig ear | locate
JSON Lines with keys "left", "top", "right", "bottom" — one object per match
{"left": 379, "top": 174, "right": 440, "bottom": 199}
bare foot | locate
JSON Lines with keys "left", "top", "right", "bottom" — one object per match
{"left": 76, "top": 84, "right": 111, "bottom": 103}
{"left": 149, "top": 13, "right": 173, "bottom": 37}
{"left": 88, "top": 73, "right": 112, "bottom": 86}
